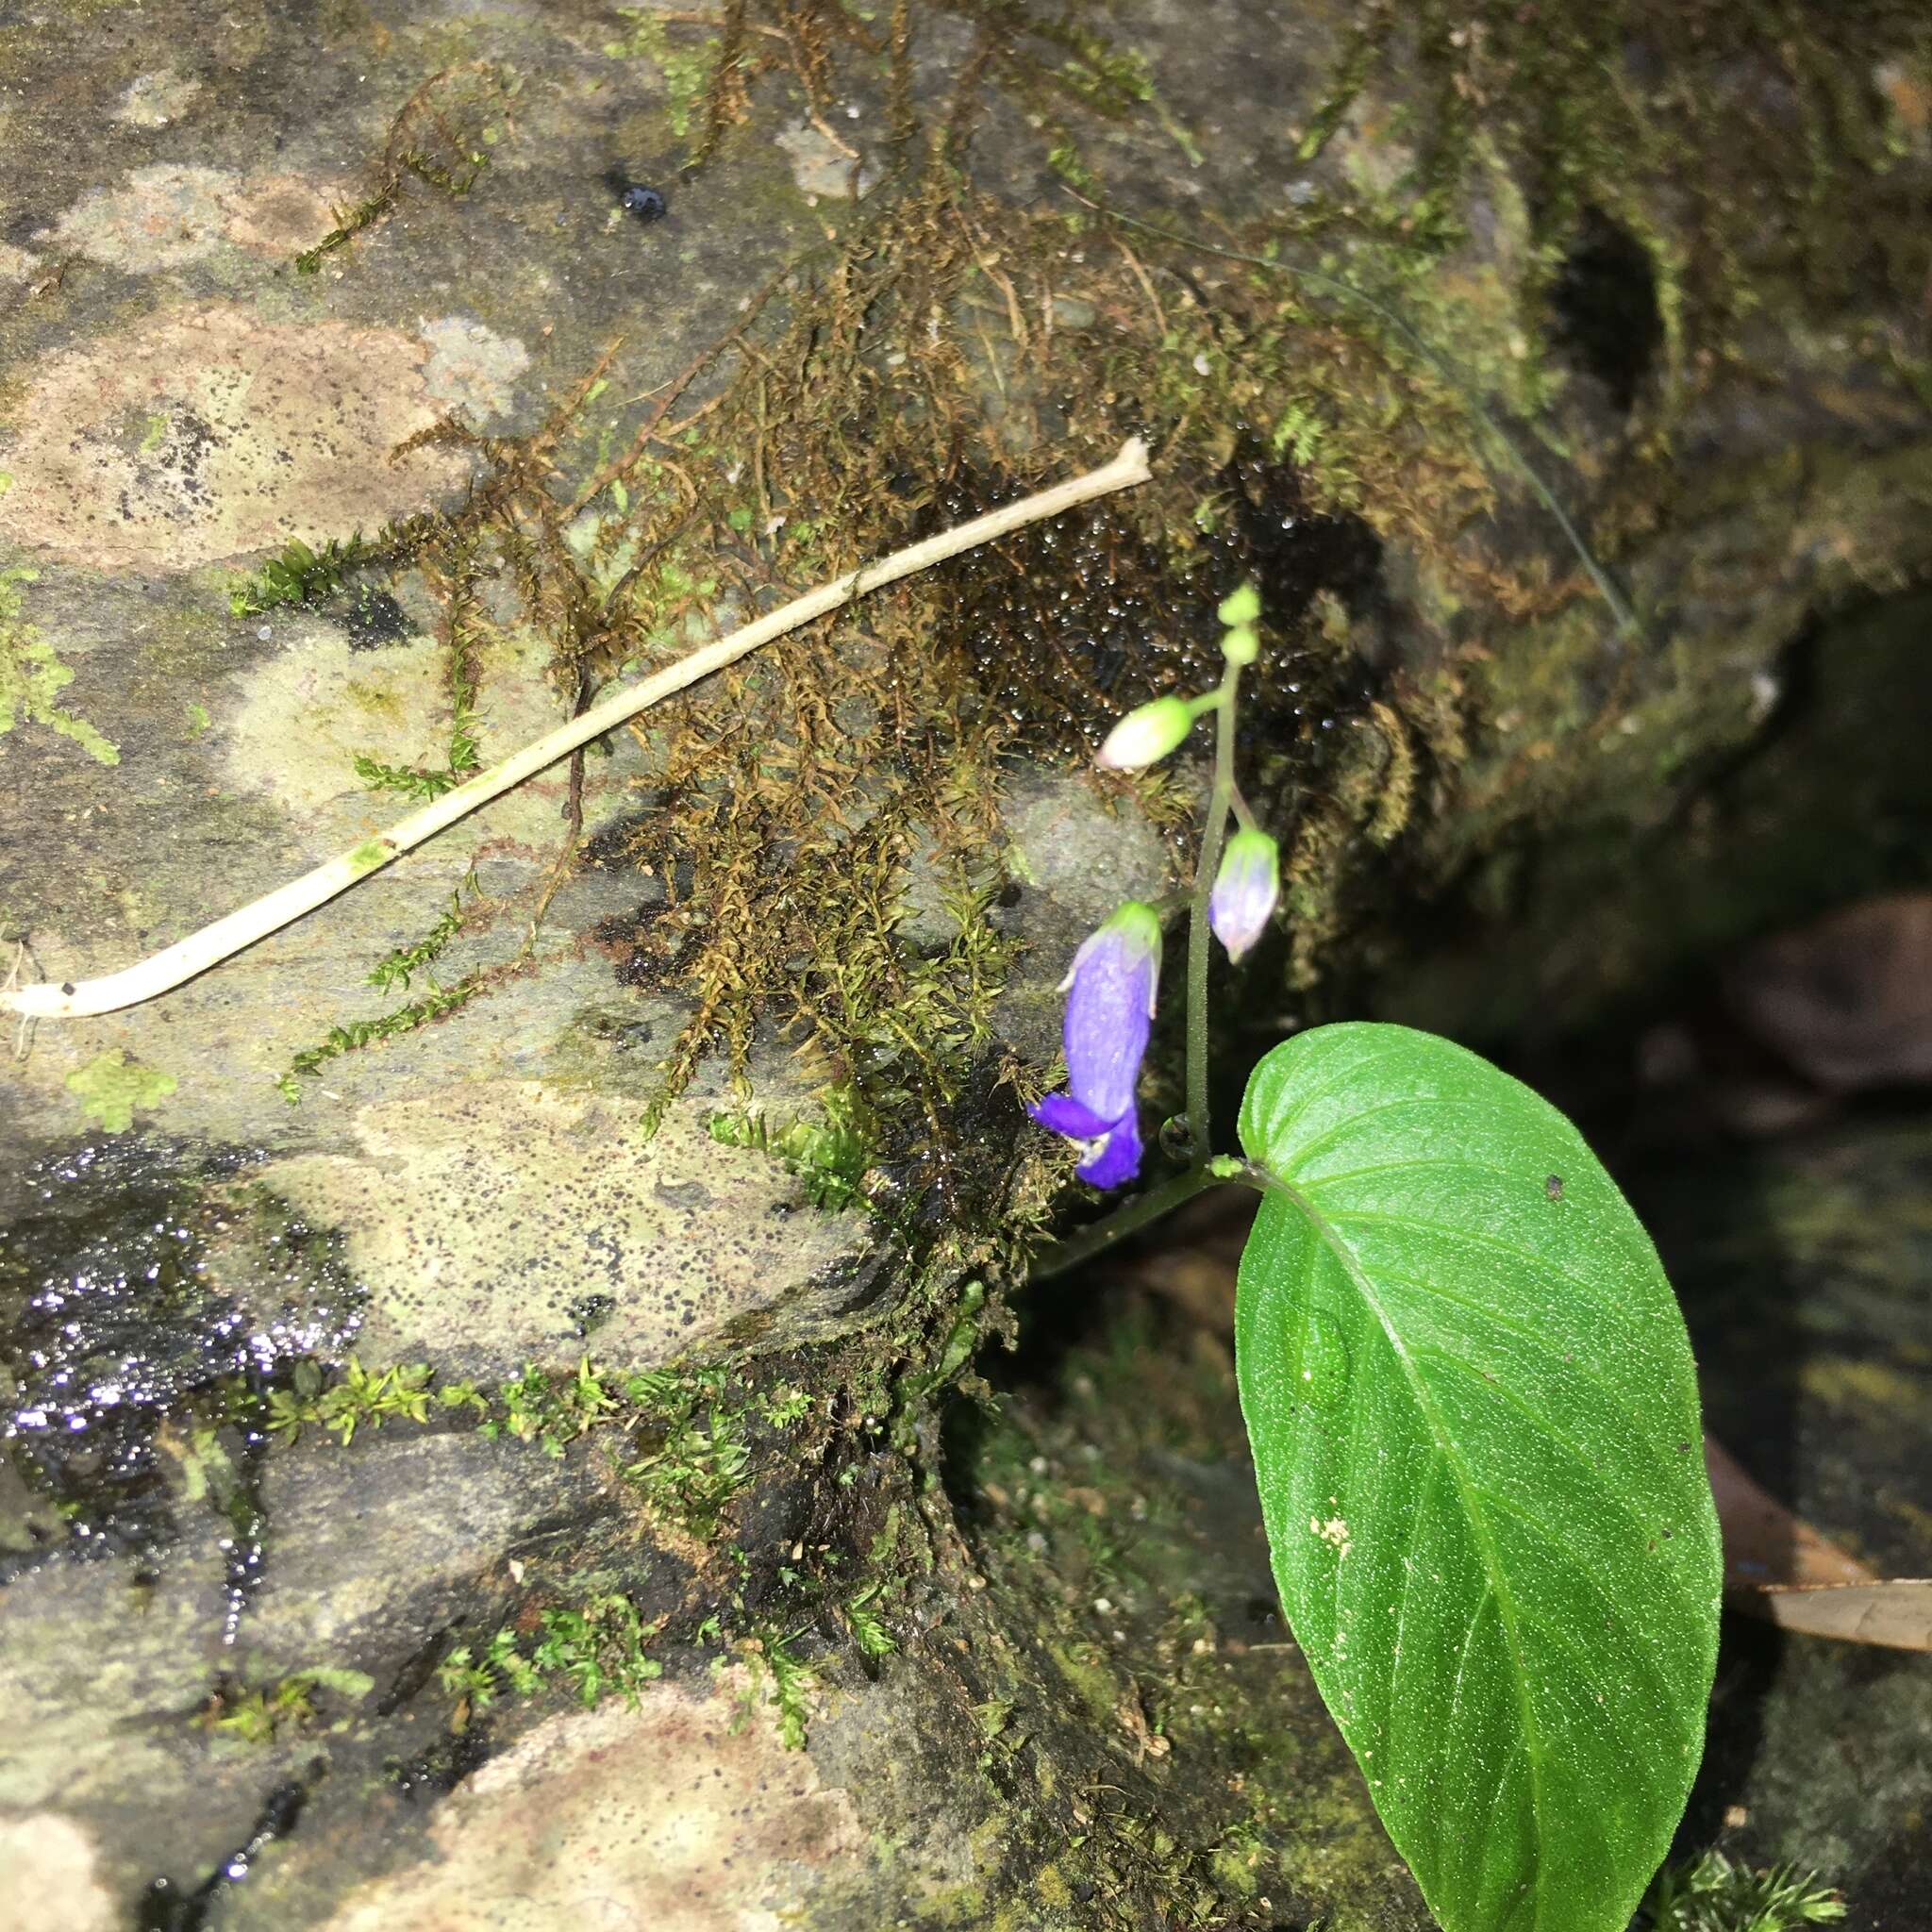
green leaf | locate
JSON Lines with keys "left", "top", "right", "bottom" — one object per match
{"left": 1234, "top": 1023, "right": 1720, "bottom": 1932}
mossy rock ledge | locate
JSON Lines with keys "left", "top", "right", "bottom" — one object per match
{"left": 4, "top": 0, "right": 1931, "bottom": 1926}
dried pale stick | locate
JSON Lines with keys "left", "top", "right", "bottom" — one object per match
{"left": 5, "top": 438, "right": 1153, "bottom": 1022}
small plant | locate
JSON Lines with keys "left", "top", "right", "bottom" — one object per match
{"left": 725, "top": 1624, "right": 817, "bottom": 1750}
{"left": 485, "top": 1356, "right": 622, "bottom": 1457}
{"left": 1639, "top": 1852, "right": 1845, "bottom": 1932}
{"left": 436, "top": 1624, "right": 541, "bottom": 1714}
{"left": 200, "top": 1666, "right": 375, "bottom": 1742}
{"left": 366, "top": 872, "right": 478, "bottom": 994}
{"left": 227, "top": 533, "right": 374, "bottom": 617}
{"left": 351, "top": 580, "right": 485, "bottom": 802}
{"left": 843, "top": 1582, "right": 897, "bottom": 1658}
{"left": 439, "top": 1596, "right": 665, "bottom": 1721}
{"left": 530, "top": 1593, "right": 666, "bottom": 1708}
{"left": 1028, "top": 586, "right": 1723, "bottom": 1932}
{"left": 2, "top": 563, "right": 120, "bottom": 765}
{"left": 708, "top": 1082, "right": 875, "bottom": 1211}
{"left": 263, "top": 1357, "right": 435, "bottom": 1446}
{"left": 292, "top": 62, "right": 506, "bottom": 275}
{"left": 275, "top": 976, "right": 481, "bottom": 1103}
{"left": 621, "top": 1365, "right": 756, "bottom": 1535}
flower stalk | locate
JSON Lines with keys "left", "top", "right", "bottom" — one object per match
{"left": 1029, "top": 581, "right": 1274, "bottom": 1275}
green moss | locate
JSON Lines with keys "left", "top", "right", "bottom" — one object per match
{"left": 275, "top": 973, "right": 476, "bottom": 1103}
{"left": 708, "top": 1082, "right": 877, "bottom": 1213}
{"left": 262, "top": 1356, "right": 439, "bottom": 1446}
{"left": 603, "top": 8, "right": 717, "bottom": 141}
{"left": 366, "top": 873, "right": 477, "bottom": 994}
{"left": 727, "top": 1622, "right": 818, "bottom": 1749}
{"left": 921, "top": 1291, "right": 1430, "bottom": 1927}
{"left": 65, "top": 1050, "right": 176, "bottom": 1132}
{"left": 257, "top": 1347, "right": 813, "bottom": 1541}
{"left": 1638, "top": 1851, "right": 1844, "bottom": 1931}
{"left": 201, "top": 1665, "right": 375, "bottom": 1743}
{"left": 0, "top": 566, "right": 119, "bottom": 766}
{"left": 225, "top": 532, "right": 375, "bottom": 617}
{"left": 438, "top": 1591, "right": 665, "bottom": 1719}
{"left": 291, "top": 61, "right": 508, "bottom": 274}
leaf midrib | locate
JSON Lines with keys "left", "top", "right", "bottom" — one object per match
{"left": 1259, "top": 1161, "right": 1553, "bottom": 1927}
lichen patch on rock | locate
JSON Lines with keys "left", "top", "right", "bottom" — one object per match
{"left": 774, "top": 119, "right": 874, "bottom": 200}
{"left": 315, "top": 1679, "right": 862, "bottom": 1932}
{"left": 49, "top": 163, "right": 334, "bottom": 274}
{"left": 0, "top": 1813, "right": 117, "bottom": 1932}
{"left": 0, "top": 305, "right": 471, "bottom": 572}
{"left": 218, "top": 621, "right": 630, "bottom": 848}
{"left": 110, "top": 68, "right": 205, "bottom": 130}
{"left": 418, "top": 314, "right": 530, "bottom": 421}
{"left": 247, "top": 1085, "right": 872, "bottom": 1374}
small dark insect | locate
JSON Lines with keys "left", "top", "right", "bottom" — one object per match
{"left": 618, "top": 182, "right": 667, "bottom": 223}
{"left": 1544, "top": 1173, "right": 1564, "bottom": 1201}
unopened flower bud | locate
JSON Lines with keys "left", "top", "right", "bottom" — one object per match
{"left": 1218, "top": 582, "right": 1261, "bottom": 666}
{"left": 1208, "top": 828, "right": 1280, "bottom": 962}
{"left": 1095, "top": 695, "right": 1197, "bottom": 772}
{"left": 1217, "top": 584, "right": 1261, "bottom": 627}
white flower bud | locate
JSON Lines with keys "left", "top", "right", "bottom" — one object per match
{"left": 1095, "top": 694, "right": 1198, "bottom": 772}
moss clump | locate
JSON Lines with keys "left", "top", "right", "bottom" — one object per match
{"left": 437, "top": 1593, "right": 665, "bottom": 1723}
{"left": 291, "top": 61, "right": 510, "bottom": 274}
{"left": 1638, "top": 1850, "right": 1845, "bottom": 1932}
{"left": 275, "top": 975, "right": 479, "bottom": 1104}
{"left": 709, "top": 1081, "right": 878, "bottom": 1213}
{"left": 885, "top": 1284, "right": 1425, "bottom": 1926}
{"left": 65, "top": 1049, "right": 177, "bottom": 1133}
{"left": 198, "top": 1666, "right": 375, "bottom": 1744}
{"left": 258, "top": 1349, "right": 812, "bottom": 1541}
{"left": 0, "top": 563, "right": 118, "bottom": 765}
{"left": 225, "top": 532, "right": 375, "bottom": 617}
{"left": 280, "top": 0, "right": 1512, "bottom": 1176}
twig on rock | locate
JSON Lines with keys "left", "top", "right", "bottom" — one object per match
{"left": 5, "top": 438, "right": 1153, "bottom": 1021}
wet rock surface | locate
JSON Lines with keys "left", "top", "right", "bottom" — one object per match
{"left": 2, "top": 0, "right": 1929, "bottom": 1925}
{"left": 1636, "top": 1116, "right": 1932, "bottom": 1929}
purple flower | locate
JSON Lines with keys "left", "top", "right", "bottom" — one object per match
{"left": 1027, "top": 902, "right": 1161, "bottom": 1189}
{"left": 1208, "top": 828, "right": 1279, "bottom": 962}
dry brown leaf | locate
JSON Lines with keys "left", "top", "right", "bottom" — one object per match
{"left": 1724, "top": 891, "right": 1932, "bottom": 1091}
{"left": 1706, "top": 1435, "right": 1932, "bottom": 1652}
{"left": 1749, "top": 1579, "right": 1932, "bottom": 1650}
{"left": 1704, "top": 1435, "right": 1874, "bottom": 1590}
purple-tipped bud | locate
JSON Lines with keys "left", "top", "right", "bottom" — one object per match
{"left": 1026, "top": 901, "right": 1161, "bottom": 1189}
{"left": 1095, "top": 695, "right": 1196, "bottom": 773}
{"left": 1208, "top": 828, "right": 1280, "bottom": 962}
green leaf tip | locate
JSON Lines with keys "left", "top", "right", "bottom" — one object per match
{"left": 1234, "top": 1021, "right": 1721, "bottom": 1932}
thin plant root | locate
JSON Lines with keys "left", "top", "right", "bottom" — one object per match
{"left": 4, "top": 440, "right": 1151, "bottom": 1022}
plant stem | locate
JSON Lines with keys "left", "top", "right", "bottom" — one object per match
{"left": 1028, "top": 1163, "right": 1225, "bottom": 1280}
{"left": 1184, "top": 663, "right": 1241, "bottom": 1158}
{"left": 5, "top": 439, "right": 1152, "bottom": 1021}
